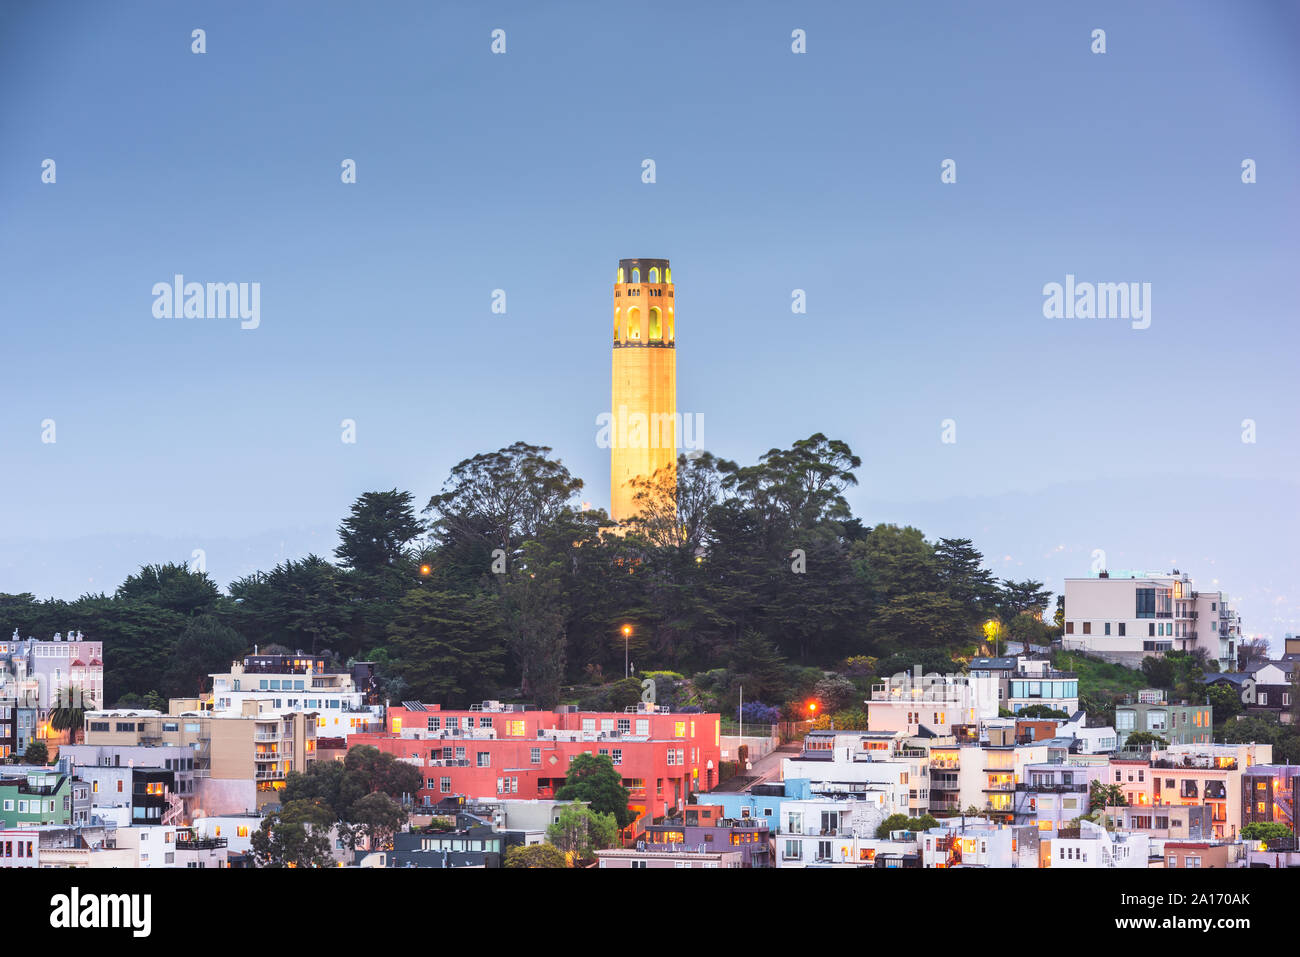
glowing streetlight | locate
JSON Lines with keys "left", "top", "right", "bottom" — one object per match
{"left": 419, "top": 564, "right": 432, "bottom": 577}
{"left": 622, "top": 624, "right": 632, "bottom": 679}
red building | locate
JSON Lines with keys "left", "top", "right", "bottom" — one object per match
{"left": 350, "top": 702, "right": 722, "bottom": 824}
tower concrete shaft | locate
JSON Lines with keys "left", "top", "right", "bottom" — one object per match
{"left": 610, "top": 257, "right": 676, "bottom": 524}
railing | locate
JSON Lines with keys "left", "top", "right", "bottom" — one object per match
{"left": 254, "top": 732, "right": 281, "bottom": 742}
{"left": 1020, "top": 783, "right": 1087, "bottom": 793}
{"left": 176, "top": 837, "right": 228, "bottom": 850}
{"left": 253, "top": 751, "right": 281, "bottom": 761}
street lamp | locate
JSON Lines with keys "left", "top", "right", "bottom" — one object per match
{"left": 622, "top": 624, "right": 632, "bottom": 679}
{"left": 984, "top": 619, "right": 1001, "bottom": 657}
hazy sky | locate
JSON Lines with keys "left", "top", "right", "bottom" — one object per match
{"left": 1, "top": 2, "right": 1297, "bottom": 643}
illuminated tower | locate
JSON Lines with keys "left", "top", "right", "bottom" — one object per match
{"left": 610, "top": 257, "right": 676, "bottom": 524}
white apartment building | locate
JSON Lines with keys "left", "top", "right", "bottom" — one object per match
{"left": 1063, "top": 570, "right": 1240, "bottom": 670}
{"left": 782, "top": 731, "right": 915, "bottom": 814}
{"left": 1050, "top": 818, "right": 1152, "bottom": 868}
{"left": 776, "top": 797, "right": 916, "bottom": 868}
{"left": 209, "top": 658, "right": 383, "bottom": 739}
{"left": 919, "top": 820, "right": 1041, "bottom": 868}
{"left": 866, "top": 670, "right": 1000, "bottom": 735}
{"left": 112, "top": 824, "right": 229, "bottom": 868}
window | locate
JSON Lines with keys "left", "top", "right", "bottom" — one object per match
{"left": 477, "top": 752, "right": 490, "bottom": 767}
{"left": 783, "top": 840, "right": 802, "bottom": 860}
{"left": 1119, "top": 622, "right": 1126, "bottom": 636}
{"left": 440, "top": 777, "right": 451, "bottom": 794}
{"left": 631, "top": 268, "right": 640, "bottom": 283}
{"left": 1136, "top": 588, "right": 1156, "bottom": 618}
{"left": 1065, "top": 622, "right": 1074, "bottom": 635}
{"left": 1104, "top": 622, "right": 1111, "bottom": 635}
{"left": 530, "top": 748, "right": 541, "bottom": 764}
{"left": 1082, "top": 622, "right": 1092, "bottom": 635}
{"left": 612, "top": 749, "right": 622, "bottom": 765}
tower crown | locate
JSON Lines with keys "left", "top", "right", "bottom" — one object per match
{"left": 614, "top": 257, "right": 673, "bottom": 345}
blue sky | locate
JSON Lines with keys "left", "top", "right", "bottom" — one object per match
{"left": 1, "top": 1, "right": 1297, "bottom": 643}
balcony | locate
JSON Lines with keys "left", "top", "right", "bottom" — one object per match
{"left": 254, "top": 769, "right": 285, "bottom": 781}
{"left": 175, "top": 837, "right": 228, "bottom": 851}
{"left": 253, "top": 751, "right": 282, "bottom": 762}
{"left": 254, "top": 732, "right": 282, "bottom": 742}
{"left": 1020, "top": 783, "right": 1086, "bottom": 793}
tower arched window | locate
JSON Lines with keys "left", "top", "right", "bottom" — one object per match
{"left": 648, "top": 267, "right": 660, "bottom": 283}
{"left": 665, "top": 267, "right": 672, "bottom": 284}
{"left": 667, "top": 306, "right": 674, "bottom": 340}
{"left": 617, "top": 268, "right": 625, "bottom": 284}
{"left": 649, "top": 307, "right": 662, "bottom": 340}
{"left": 614, "top": 308, "right": 622, "bottom": 342}
{"left": 626, "top": 307, "right": 641, "bottom": 340}
{"left": 631, "top": 268, "right": 640, "bottom": 283}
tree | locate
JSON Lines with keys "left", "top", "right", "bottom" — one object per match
{"left": 116, "top": 562, "right": 220, "bottom": 616}
{"left": 499, "top": 545, "right": 569, "bottom": 708}
{"left": 343, "top": 791, "right": 407, "bottom": 852}
{"left": 546, "top": 804, "right": 619, "bottom": 863}
{"left": 424, "top": 442, "right": 584, "bottom": 557}
{"left": 1241, "top": 821, "right": 1293, "bottom": 842}
{"left": 505, "top": 843, "right": 568, "bottom": 868}
{"left": 876, "top": 812, "right": 940, "bottom": 838}
{"left": 251, "top": 800, "right": 337, "bottom": 868}
{"left": 1016, "top": 705, "right": 1070, "bottom": 720}
{"left": 813, "top": 675, "right": 857, "bottom": 713}
{"left": 384, "top": 589, "right": 505, "bottom": 705}
{"left": 555, "top": 753, "right": 633, "bottom": 829}
{"left": 1140, "top": 655, "right": 1175, "bottom": 689}
{"left": 229, "top": 555, "right": 354, "bottom": 656}
{"left": 1124, "top": 731, "right": 1167, "bottom": 748}
{"left": 335, "top": 489, "right": 424, "bottom": 576}
{"left": 998, "top": 579, "right": 1052, "bottom": 621}
{"left": 1205, "top": 682, "right": 1243, "bottom": 721}
{"left": 162, "top": 615, "right": 247, "bottom": 697}
{"left": 23, "top": 741, "right": 49, "bottom": 765}
{"left": 1089, "top": 780, "right": 1128, "bottom": 812}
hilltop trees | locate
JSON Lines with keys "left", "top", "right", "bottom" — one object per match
{"left": 3, "top": 431, "right": 1039, "bottom": 713}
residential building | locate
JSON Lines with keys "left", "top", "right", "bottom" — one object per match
{"left": 1099, "top": 804, "right": 1213, "bottom": 841}
{"left": 920, "top": 820, "right": 1041, "bottom": 868}
{"left": 61, "top": 743, "right": 198, "bottom": 801}
{"left": 70, "top": 764, "right": 181, "bottom": 827}
{"left": 82, "top": 704, "right": 319, "bottom": 812}
{"left": 360, "top": 815, "right": 507, "bottom": 868}
{"left": 1241, "top": 764, "right": 1300, "bottom": 834}
{"left": 1050, "top": 819, "right": 1151, "bottom": 868}
{"left": 1109, "top": 742, "right": 1272, "bottom": 839}
{"left": 350, "top": 701, "right": 721, "bottom": 823}
{"left": 208, "top": 655, "right": 384, "bottom": 739}
{"left": 596, "top": 848, "right": 743, "bottom": 868}
{"left": 0, "top": 630, "right": 104, "bottom": 711}
{"left": 1005, "top": 657, "right": 1079, "bottom": 715}
{"left": 113, "top": 824, "right": 228, "bottom": 868}
{"left": 1063, "top": 570, "right": 1240, "bottom": 670}
{"left": 866, "top": 669, "right": 998, "bottom": 735}
{"left": 0, "top": 823, "right": 126, "bottom": 868}
{"left": 1014, "top": 761, "right": 1106, "bottom": 834}
{"left": 193, "top": 814, "right": 263, "bottom": 856}
{"left": 0, "top": 767, "right": 89, "bottom": 828}
{"left": 1115, "top": 690, "right": 1212, "bottom": 747}
{"left": 643, "top": 803, "right": 771, "bottom": 867}
{"left": 1160, "top": 840, "right": 1241, "bottom": 869}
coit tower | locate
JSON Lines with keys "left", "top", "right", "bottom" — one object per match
{"left": 610, "top": 257, "right": 676, "bottom": 523}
